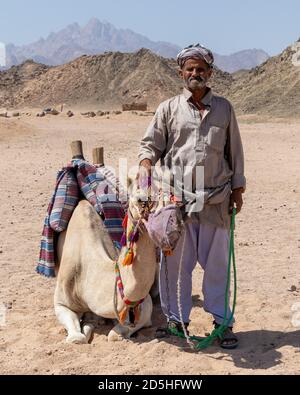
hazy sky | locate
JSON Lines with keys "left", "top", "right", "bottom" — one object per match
{"left": 0, "top": 0, "right": 299, "bottom": 55}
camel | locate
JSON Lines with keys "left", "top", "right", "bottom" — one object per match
{"left": 54, "top": 144, "right": 159, "bottom": 343}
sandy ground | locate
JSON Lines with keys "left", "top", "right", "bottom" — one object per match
{"left": 0, "top": 111, "right": 300, "bottom": 375}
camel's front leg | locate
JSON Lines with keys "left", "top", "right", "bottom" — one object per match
{"left": 108, "top": 295, "right": 153, "bottom": 341}
{"left": 55, "top": 304, "right": 88, "bottom": 344}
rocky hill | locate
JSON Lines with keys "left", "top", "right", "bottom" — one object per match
{"left": 0, "top": 61, "right": 49, "bottom": 107}
{"left": 1, "top": 42, "right": 299, "bottom": 117}
{"left": 229, "top": 41, "right": 300, "bottom": 117}
{"left": 0, "top": 48, "right": 232, "bottom": 109}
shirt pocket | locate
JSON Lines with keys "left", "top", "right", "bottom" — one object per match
{"left": 207, "top": 126, "right": 227, "bottom": 152}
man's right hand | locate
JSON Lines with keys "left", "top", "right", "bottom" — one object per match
{"left": 137, "top": 159, "right": 152, "bottom": 188}
{"left": 139, "top": 159, "right": 152, "bottom": 174}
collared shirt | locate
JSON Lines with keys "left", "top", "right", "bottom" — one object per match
{"left": 138, "top": 87, "right": 246, "bottom": 228}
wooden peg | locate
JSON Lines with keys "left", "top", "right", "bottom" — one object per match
{"left": 71, "top": 140, "right": 84, "bottom": 159}
{"left": 93, "top": 147, "right": 104, "bottom": 166}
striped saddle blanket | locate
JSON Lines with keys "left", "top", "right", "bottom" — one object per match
{"left": 36, "top": 159, "right": 127, "bottom": 278}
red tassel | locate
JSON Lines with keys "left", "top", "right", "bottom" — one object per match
{"left": 122, "top": 214, "right": 128, "bottom": 229}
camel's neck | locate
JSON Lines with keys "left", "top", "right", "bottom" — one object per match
{"left": 126, "top": 214, "right": 156, "bottom": 264}
{"left": 118, "top": 213, "right": 157, "bottom": 301}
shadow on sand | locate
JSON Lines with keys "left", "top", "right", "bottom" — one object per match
{"left": 90, "top": 294, "right": 300, "bottom": 371}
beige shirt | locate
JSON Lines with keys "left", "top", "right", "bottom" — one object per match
{"left": 138, "top": 87, "right": 246, "bottom": 228}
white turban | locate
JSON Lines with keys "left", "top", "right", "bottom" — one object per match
{"left": 177, "top": 44, "right": 214, "bottom": 68}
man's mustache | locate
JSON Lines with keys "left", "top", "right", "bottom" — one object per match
{"left": 188, "top": 76, "right": 205, "bottom": 83}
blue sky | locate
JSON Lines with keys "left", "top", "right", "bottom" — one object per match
{"left": 0, "top": 0, "right": 299, "bottom": 55}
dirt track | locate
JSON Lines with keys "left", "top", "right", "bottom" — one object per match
{"left": 0, "top": 112, "right": 299, "bottom": 374}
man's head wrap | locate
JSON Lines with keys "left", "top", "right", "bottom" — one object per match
{"left": 177, "top": 44, "right": 214, "bottom": 69}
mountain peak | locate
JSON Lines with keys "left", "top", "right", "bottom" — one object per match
{"left": 4, "top": 20, "right": 271, "bottom": 72}
{"left": 81, "top": 17, "right": 114, "bottom": 37}
{"left": 85, "top": 17, "right": 101, "bottom": 28}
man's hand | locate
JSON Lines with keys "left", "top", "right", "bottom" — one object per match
{"left": 139, "top": 159, "right": 152, "bottom": 174}
{"left": 229, "top": 188, "right": 244, "bottom": 214}
{"left": 137, "top": 159, "right": 152, "bottom": 188}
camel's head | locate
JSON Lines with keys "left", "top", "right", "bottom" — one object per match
{"left": 126, "top": 174, "right": 184, "bottom": 255}
{"left": 127, "top": 176, "right": 161, "bottom": 222}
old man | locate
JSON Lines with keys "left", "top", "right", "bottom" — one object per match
{"left": 138, "top": 44, "right": 246, "bottom": 348}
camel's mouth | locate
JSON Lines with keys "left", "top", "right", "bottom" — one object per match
{"left": 130, "top": 189, "right": 160, "bottom": 221}
{"left": 135, "top": 199, "right": 159, "bottom": 220}
{"left": 139, "top": 201, "right": 159, "bottom": 220}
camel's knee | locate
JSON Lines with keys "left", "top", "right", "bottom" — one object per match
{"left": 54, "top": 304, "right": 85, "bottom": 343}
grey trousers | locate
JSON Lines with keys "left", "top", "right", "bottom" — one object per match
{"left": 159, "top": 221, "right": 234, "bottom": 326}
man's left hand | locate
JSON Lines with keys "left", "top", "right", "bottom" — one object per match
{"left": 229, "top": 188, "right": 244, "bottom": 214}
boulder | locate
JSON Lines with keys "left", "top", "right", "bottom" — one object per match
{"left": 97, "top": 111, "right": 110, "bottom": 116}
{"left": 122, "top": 102, "right": 148, "bottom": 111}
{"left": 81, "top": 111, "right": 96, "bottom": 118}
{"left": 44, "top": 108, "right": 59, "bottom": 115}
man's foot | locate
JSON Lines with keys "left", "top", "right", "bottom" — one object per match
{"left": 155, "top": 320, "right": 189, "bottom": 339}
{"left": 213, "top": 321, "right": 238, "bottom": 349}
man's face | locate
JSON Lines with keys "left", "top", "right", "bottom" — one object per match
{"left": 179, "top": 58, "right": 212, "bottom": 91}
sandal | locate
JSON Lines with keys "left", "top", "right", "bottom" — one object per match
{"left": 213, "top": 321, "right": 238, "bottom": 349}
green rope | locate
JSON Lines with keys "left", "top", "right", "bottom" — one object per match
{"left": 168, "top": 208, "right": 237, "bottom": 350}
{"left": 167, "top": 329, "right": 205, "bottom": 343}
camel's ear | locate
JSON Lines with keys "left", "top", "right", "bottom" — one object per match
{"left": 127, "top": 176, "right": 134, "bottom": 188}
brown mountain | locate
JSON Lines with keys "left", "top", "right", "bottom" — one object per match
{"left": 0, "top": 48, "right": 232, "bottom": 109}
{"left": 0, "top": 60, "right": 49, "bottom": 107}
{"left": 1, "top": 42, "right": 299, "bottom": 116}
{"left": 229, "top": 41, "right": 300, "bottom": 117}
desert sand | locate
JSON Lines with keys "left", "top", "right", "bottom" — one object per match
{"left": 0, "top": 111, "right": 299, "bottom": 375}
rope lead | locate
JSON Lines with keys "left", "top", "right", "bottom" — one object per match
{"left": 171, "top": 208, "right": 237, "bottom": 350}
